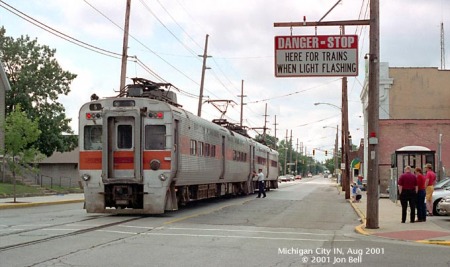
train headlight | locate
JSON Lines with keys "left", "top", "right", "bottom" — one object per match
{"left": 150, "top": 159, "right": 161, "bottom": 171}
{"left": 158, "top": 174, "right": 167, "bottom": 181}
{"left": 81, "top": 173, "right": 91, "bottom": 181}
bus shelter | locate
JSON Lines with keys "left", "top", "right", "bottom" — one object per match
{"left": 389, "top": 146, "right": 435, "bottom": 202}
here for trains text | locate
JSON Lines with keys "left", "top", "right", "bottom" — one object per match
{"left": 276, "top": 51, "right": 357, "bottom": 75}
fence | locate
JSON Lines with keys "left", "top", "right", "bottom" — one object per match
{"left": 39, "top": 175, "right": 79, "bottom": 188}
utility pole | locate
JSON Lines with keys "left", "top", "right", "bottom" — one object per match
{"left": 295, "top": 139, "right": 298, "bottom": 173}
{"left": 284, "top": 130, "right": 288, "bottom": 175}
{"left": 238, "top": 80, "right": 246, "bottom": 126}
{"left": 197, "top": 34, "right": 210, "bottom": 117}
{"left": 366, "top": 0, "right": 380, "bottom": 229}
{"left": 334, "top": 125, "right": 339, "bottom": 179}
{"left": 342, "top": 75, "right": 350, "bottom": 199}
{"left": 273, "top": 115, "right": 278, "bottom": 149}
{"left": 119, "top": 0, "right": 131, "bottom": 94}
{"left": 263, "top": 103, "right": 269, "bottom": 142}
{"left": 289, "top": 130, "right": 293, "bottom": 174}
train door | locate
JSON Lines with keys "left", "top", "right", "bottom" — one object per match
{"left": 172, "top": 120, "right": 179, "bottom": 177}
{"left": 248, "top": 144, "right": 256, "bottom": 193}
{"left": 104, "top": 113, "right": 142, "bottom": 181}
{"left": 220, "top": 136, "right": 225, "bottom": 179}
{"left": 250, "top": 144, "right": 255, "bottom": 174}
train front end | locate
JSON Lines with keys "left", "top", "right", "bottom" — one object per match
{"left": 79, "top": 95, "right": 174, "bottom": 214}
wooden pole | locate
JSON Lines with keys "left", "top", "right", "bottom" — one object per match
{"left": 366, "top": 0, "right": 380, "bottom": 229}
{"left": 119, "top": 0, "right": 131, "bottom": 94}
{"left": 197, "top": 34, "right": 209, "bottom": 117}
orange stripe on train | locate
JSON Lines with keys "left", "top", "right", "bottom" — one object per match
{"left": 79, "top": 150, "right": 171, "bottom": 170}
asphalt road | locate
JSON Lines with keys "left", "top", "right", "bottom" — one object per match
{"left": 1, "top": 176, "right": 450, "bottom": 267}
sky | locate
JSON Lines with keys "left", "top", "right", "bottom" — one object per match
{"left": 0, "top": 0, "right": 449, "bottom": 162}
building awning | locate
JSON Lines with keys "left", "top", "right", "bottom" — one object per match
{"left": 396, "top": 145, "right": 431, "bottom": 152}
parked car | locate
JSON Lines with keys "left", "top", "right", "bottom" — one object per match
{"left": 307, "top": 173, "right": 313, "bottom": 178}
{"left": 435, "top": 177, "right": 450, "bottom": 189}
{"left": 278, "top": 175, "right": 294, "bottom": 182}
{"left": 436, "top": 196, "right": 450, "bottom": 216}
{"left": 295, "top": 175, "right": 302, "bottom": 180}
{"left": 432, "top": 182, "right": 450, "bottom": 215}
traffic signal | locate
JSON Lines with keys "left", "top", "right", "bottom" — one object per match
{"left": 325, "top": 150, "right": 328, "bottom": 156}
{"left": 313, "top": 149, "right": 315, "bottom": 156}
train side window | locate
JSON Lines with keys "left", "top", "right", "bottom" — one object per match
{"left": 145, "top": 125, "right": 166, "bottom": 150}
{"left": 190, "top": 140, "right": 197, "bottom": 155}
{"left": 117, "top": 125, "right": 133, "bottom": 149}
{"left": 84, "top": 125, "right": 102, "bottom": 150}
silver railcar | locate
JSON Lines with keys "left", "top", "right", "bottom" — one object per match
{"left": 79, "top": 79, "right": 278, "bottom": 214}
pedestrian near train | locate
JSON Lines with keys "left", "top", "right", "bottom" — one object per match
{"left": 398, "top": 166, "right": 418, "bottom": 223}
{"left": 425, "top": 163, "right": 436, "bottom": 216}
{"left": 256, "top": 168, "right": 266, "bottom": 198}
{"left": 415, "top": 167, "right": 427, "bottom": 222}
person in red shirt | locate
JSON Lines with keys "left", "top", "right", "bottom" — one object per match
{"left": 398, "top": 166, "right": 418, "bottom": 223}
{"left": 425, "top": 163, "right": 437, "bottom": 215}
{"left": 415, "top": 167, "right": 426, "bottom": 222}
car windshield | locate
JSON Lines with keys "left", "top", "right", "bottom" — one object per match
{"left": 435, "top": 177, "right": 450, "bottom": 189}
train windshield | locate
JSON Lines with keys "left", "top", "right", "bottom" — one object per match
{"left": 145, "top": 125, "right": 166, "bottom": 150}
{"left": 84, "top": 125, "right": 102, "bottom": 150}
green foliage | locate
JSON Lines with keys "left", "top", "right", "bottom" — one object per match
{"left": 254, "top": 134, "right": 278, "bottom": 149}
{"left": 3, "top": 105, "right": 43, "bottom": 175}
{"left": 0, "top": 182, "right": 43, "bottom": 196}
{"left": 0, "top": 26, "right": 78, "bottom": 157}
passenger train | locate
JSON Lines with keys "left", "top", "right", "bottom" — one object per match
{"left": 79, "top": 78, "right": 279, "bottom": 214}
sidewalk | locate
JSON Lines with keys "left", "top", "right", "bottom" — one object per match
{"left": 350, "top": 190, "right": 450, "bottom": 246}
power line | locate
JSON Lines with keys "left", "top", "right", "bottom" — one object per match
{"left": 0, "top": 0, "right": 122, "bottom": 59}
{"left": 247, "top": 78, "right": 341, "bottom": 104}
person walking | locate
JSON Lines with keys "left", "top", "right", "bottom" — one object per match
{"left": 415, "top": 167, "right": 427, "bottom": 222}
{"left": 398, "top": 166, "right": 418, "bottom": 223}
{"left": 425, "top": 163, "right": 437, "bottom": 216}
{"left": 255, "top": 168, "right": 266, "bottom": 198}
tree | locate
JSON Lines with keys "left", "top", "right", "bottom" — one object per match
{"left": 254, "top": 133, "right": 278, "bottom": 149}
{"left": 2, "top": 105, "right": 42, "bottom": 201}
{"left": 0, "top": 27, "right": 77, "bottom": 157}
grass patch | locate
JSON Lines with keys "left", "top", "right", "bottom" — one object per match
{"left": 0, "top": 182, "right": 43, "bottom": 196}
{"left": 0, "top": 182, "right": 83, "bottom": 197}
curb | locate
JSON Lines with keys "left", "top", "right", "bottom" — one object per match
{"left": 0, "top": 199, "right": 84, "bottom": 210}
{"left": 349, "top": 200, "right": 371, "bottom": 236}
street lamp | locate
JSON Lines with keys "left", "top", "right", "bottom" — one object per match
{"left": 314, "top": 102, "right": 350, "bottom": 199}
{"left": 314, "top": 102, "right": 341, "bottom": 110}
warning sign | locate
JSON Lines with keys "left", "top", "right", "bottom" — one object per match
{"left": 274, "top": 35, "right": 358, "bottom": 77}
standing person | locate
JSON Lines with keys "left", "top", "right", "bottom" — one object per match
{"left": 415, "top": 167, "right": 427, "bottom": 222}
{"left": 398, "top": 166, "right": 418, "bottom": 223}
{"left": 256, "top": 168, "right": 266, "bottom": 198}
{"left": 425, "top": 163, "right": 437, "bottom": 216}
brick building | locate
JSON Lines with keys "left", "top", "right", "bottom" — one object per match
{"left": 361, "top": 64, "right": 450, "bottom": 193}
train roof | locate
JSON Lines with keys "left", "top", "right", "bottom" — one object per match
{"left": 106, "top": 77, "right": 272, "bottom": 150}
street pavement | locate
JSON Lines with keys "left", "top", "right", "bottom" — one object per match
{"left": 1, "top": 183, "right": 449, "bottom": 246}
